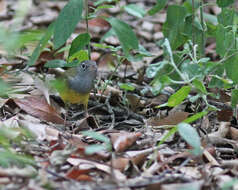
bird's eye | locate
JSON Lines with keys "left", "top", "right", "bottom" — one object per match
{"left": 81, "top": 63, "right": 86, "bottom": 70}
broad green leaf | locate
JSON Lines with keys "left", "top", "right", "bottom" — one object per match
{"left": 231, "top": 89, "right": 238, "bottom": 108}
{"left": 82, "top": 131, "right": 111, "bottom": 144}
{"left": 44, "top": 60, "right": 67, "bottom": 68}
{"left": 183, "top": 111, "right": 208, "bottom": 123}
{"left": 148, "top": 0, "right": 167, "bottom": 15}
{"left": 28, "top": 22, "right": 55, "bottom": 66}
{"left": 178, "top": 123, "right": 202, "bottom": 155}
{"left": 85, "top": 144, "right": 108, "bottom": 155}
{"left": 118, "top": 82, "right": 135, "bottom": 91}
{"left": 94, "top": 0, "right": 117, "bottom": 6}
{"left": 217, "top": 8, "right": 235, "bottom": 27}
{"left": 204, "top": 13, "right": 218, "bottom": 25}
{"left": 68, "top": 50, "right": 89, "bottom": 63}
{"left": 53, "top": 0, "right": 83, "bottom": 49}
{"left": 181, "top": 62, "right": 203, "bottom": 79}
{"left": 162, "top": 38, "right": 173, "bottom": 60}
{"left": 167, "top": 86, "right": 191, "bottom": 107}
{"left": 151, "top": 75, "right": 171, "bottom": 96}
{"left": 0, "top": 79, "right": 11, "bottom": 97}
{"left": 146, "top": 61, "right": 169, "bottom": 78}
{"left": 216, "top": 25, "right": 234, "bottom": 57}
{"left": 217, "top": 0, "right": 234, "bottom": 7}
{"left": 222, "top": 179, "right": 238, "bottom": 190}
{"left": 106, "top": 18, "right": 138, "bottom": 55}
{"left": 163, "top": 5, "right": 187, "bottom": 49}
{"left": 0, "top": 150, "right": 35, "bottom": 168}
{"left": 225, "top": 54, "right": 238, "bottom": 84}
{"left": 45, "top": 60, "right": 80, "bottom": 68}
{"left": 69, "top": 33, "right": 90, "bottom": 57}
{"left": 192, "top": 79, "right": 207, "bottom": 94}
{"left": 184, "top": 16, "right": 204, "bottom": 56}
{"left": 124, "top": 4, "right": 146, "bottom": 18}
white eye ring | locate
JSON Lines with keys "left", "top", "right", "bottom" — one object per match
{"left": 81, "top": 62, "right": 86, "bottom": 70}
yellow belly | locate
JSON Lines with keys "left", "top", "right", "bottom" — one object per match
{"left": 60, "top": 88, "right": 90, "bottom": 106}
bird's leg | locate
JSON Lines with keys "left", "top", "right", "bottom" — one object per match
{"left": 84, "top": 103, "right": 89, "bottom": 118}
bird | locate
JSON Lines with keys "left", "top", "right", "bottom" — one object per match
{"left": 54, "top": 60, "right": 97, "bottom": 117}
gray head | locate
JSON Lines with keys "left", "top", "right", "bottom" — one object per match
{"left": 67, "top": 60, "right": 97, "bottom": 94}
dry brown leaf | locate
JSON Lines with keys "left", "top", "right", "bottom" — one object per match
{"left": 110, "top": 131, "right": 142, "bottom": 152}
{"left": 89, "top": 17, "right": 110, "bottom": 28}
{"left": 230, "top": 127, "right": 238, "bottom": 141}
{"left": 66, "top": 167, "right": 92, "bottom": 181}
{"left": 217, "top": 108, "right": 233, "bottom": 122}
{"left": 67, "top": 158, "right": 126, "bottom": 181}
{"left": 14, "top": 96, "right": 64, "bottom": 124}
{"left": 147, "top": 112, "right": 190, "bottom": 126}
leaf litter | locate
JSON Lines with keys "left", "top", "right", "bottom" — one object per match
{"left": 0, "top": 0, "right": 238, "bottom": 190}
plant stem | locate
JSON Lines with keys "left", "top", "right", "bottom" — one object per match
{"left": 200, "top": 0, "right": 205, "bottom": 57}
{"left": 85, "top": 0, "right": 91, "bottom": 59}
{"left": 192, "top": 0, "right": 195, "bottom": 57}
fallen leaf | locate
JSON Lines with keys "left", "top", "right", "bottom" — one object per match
{"left": 110, "top": 131, "right": 142, "bottom": 152}
{"left": 14, "top": 96, "right": 64, "bottom": 124}
{"left": 147, "top": 112, "right": 190, "bottom": 126}
{"left": 66, "top": 166, "right": 92, "bottom": 181}
{"left": 67, "top": 158, "right": 126, "bottom": 181}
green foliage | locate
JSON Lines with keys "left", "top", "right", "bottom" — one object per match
{"left": 163, "top": 5, "right": 187, "bottom": 50}
{"left": 53, "top": 0, "right": 83, "bottom": 49}
{"left": 178, "top": 123, "right": 202, "bottom": 155}
{"left": 231, "top": 89, "right": 238, "bottom": 108}
{"left": 167, "top": 86, "right": 191, "bottom": 107}
{"left": 148, "top": 0, "right": 168, "bottom": 15}
{"left": 217, "top": 0, "right": 234, "bottom": 8}
{"left": 69, "top": 33, "right": 90, "bottom": 58}
{"left": 106, "top": 17, "right": 139, "bottom": 56}
{"left": 124, "top": 4, "right": 146, "bottom": 18}
{"left": 82, "top": 131, "right": 112, "bottom": 155}
{"left": 118, "top": 82, "right": 135, "bottom": 91}
{"left": 0, "top": 150, "right": 35, "bottom": 168}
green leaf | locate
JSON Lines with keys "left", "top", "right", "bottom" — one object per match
{"left": 69, "top": 33, "right": 90, "bottom": 57}
{"left": 82, "top": 131, "right": 111, "bottom": 144}
{"left": 53, "top": 0, "right": 83, "bottom": 49}
{"left": 28, "top": 22, "right": 55, "bottom": 66}
{"left": 181, "top": 62, "right": 203, "bottom": 79}
{"left": 94, "top": 0, "right": 117, "bottom": 6}
{"left": 222, "top": 179, "right": 238, "bottom": 190}
{"left": 163, "top": 5, "right": 187, "bottom": 49}
{"left": 118, "top": 82, "right": 135, "bottom": 91}
{"left": 0, "top": 79, "right": 11, "bottom": 97}
{"left": 183, "top": 111, "right": 208, "bottom": 123}
{"left": 217, "top": 0, "right": 234, "bottom": 7}
{"left": 106, "top": 18, "right": 138, "bottom": 55}
{"left": 217, "top": 8, "right": 235, "bottom": 27}
{"left": 146, "top": 61, "right": 169, "bottom": 78}
{"left": 151, "top": 75, "right": 171, "bottom": 96}
{"left": 85, "top": 144, "right": 108, "bottom": 155}
{"left": 192, "top": 79, "right": 207, "bottom": 94}
{"left": 124, "top": 4, "right": 146, "bottom": 18}
{"left": 68, "top": 50, "right": 89, "bottom": 63}
{"left": 178, "top": 123, "right": 202, "bottom": 155}
{"left": 148, "top": 0, "right": 167, "bottom": 15}
{"left": 44, "top": 59, "right": 67, "bottom": 68}
{"left": 231, "top": 89, "right": 238, "bottom": 108}
{"left": 0, "top": 150, "right": 35, "bottom": 168}
{"left": 167, "top": 86, "right": 191, "bottom": 107}
{"left": 216, "top": 24, "right": 235, "bottom": 57}
{"left": 225, "top": 54, "right": 238, "bottom": 84}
